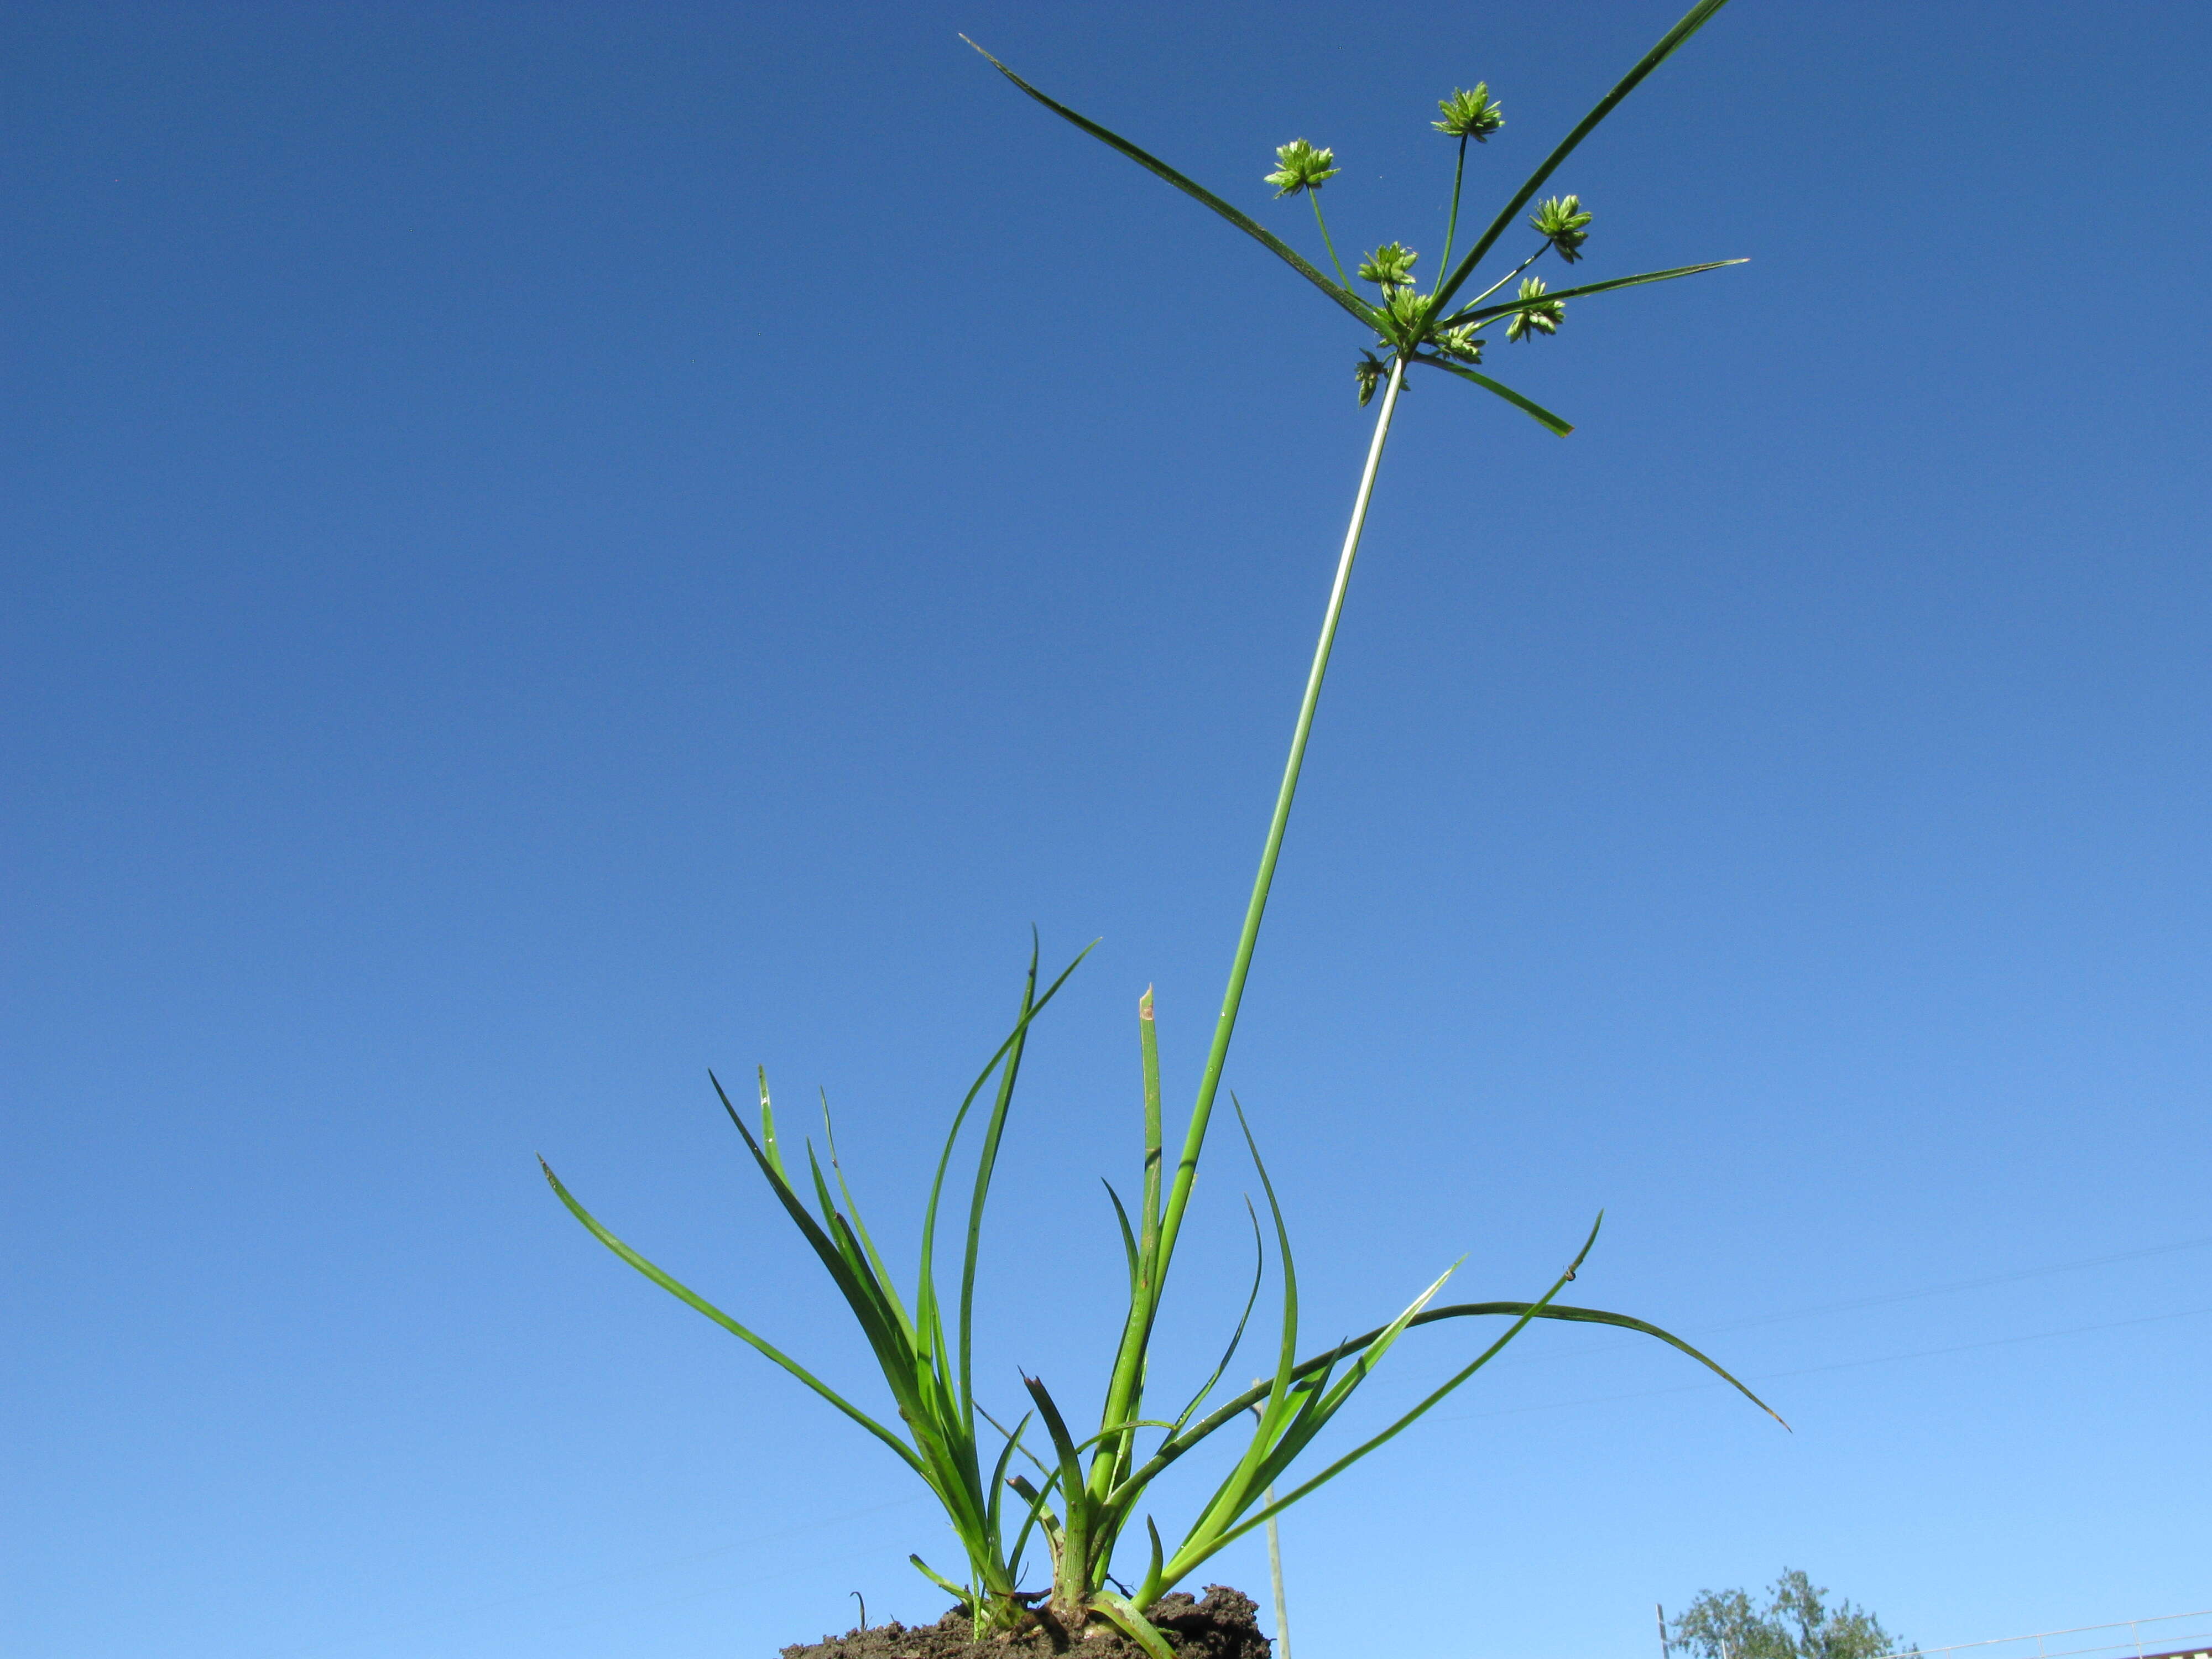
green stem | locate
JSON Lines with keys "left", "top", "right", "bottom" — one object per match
{"left": 1310, "top": 193, "right": 1352, "bottom": 290}
{"left": 1083, "top": 355, "right": 1408, "bottom": 1527}
{"left": 1160, "top": 351, "right": 1406, "bottom": 1284}
{"left": 1428, "top": 239, "right": 1550, "bottom": 338}
{"left": 1436, "top": 134, "right": 1468, "bottom": 285}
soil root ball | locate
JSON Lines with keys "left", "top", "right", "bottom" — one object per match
{"left": 779, "top": 1585, "right": 1271, "bottom": 1659}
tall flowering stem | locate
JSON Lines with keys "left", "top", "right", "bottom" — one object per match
{"left": 542, "top": 9, "right": 1776, "bottom": 1655}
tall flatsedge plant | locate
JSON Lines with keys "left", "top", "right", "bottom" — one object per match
{"left": 542, "top": 4, "right": 1777, "bottom": 1653}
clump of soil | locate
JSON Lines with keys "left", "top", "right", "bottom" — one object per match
{"left": 779, "top": 1584, "right": 1271, "bottom": 1659}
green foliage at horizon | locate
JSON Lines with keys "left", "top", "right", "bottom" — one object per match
{"left": 1673, "top": 1570, "right": 1911, "bottom": 1659}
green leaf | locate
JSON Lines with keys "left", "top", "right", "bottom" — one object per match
{"left": 1022, "top": 1371, "right": 1089, "bottom": 1516}
{"left": 1004, "top": 1470, "right": 1066, "bottom": 1574}
{"left": 1228, "top": 1100, "right": 1299, "bottom": 1460}
{"left": 963, "top": 38, "right": 1381, "bottom": 330}
{"left": 709, "top": 1072, "right": 928, "bottom": 1409}
{"left": 538, "top": 1156, "right": 926, "bottom": 1475}
{"left": 983, "top": 1409, "right": 1034, "bottom": 1543}
{"left": 1164, "top": 1198, "right": 1266, "bottom": 1436}
{"left": 1428, "top": 0, "right": 1736, "bottom": 319}
{"left": 957, "top": 935, "right": 1051, "bottom": 1417}
{"left": 1410, "top": 357, "right": 1575, "bottom": 436}
{"left": 908, "top": 1553, "right": 973, "bottom": 1609}
{"left": 909, "top": 938, "right": 1090, "bottom": 1416}
{"left": 1114, "top": 1275, "right": 1780, "bottom": 1516}
{"left": 1175, "top": 1219, "right": 1606, "bottom": 1579}
{"left": 1138, "top": 987, "right": 1162, "bottom": 1271}
{"left": 820, "top": 1089, "right": 916, "bottom": 1346}
{"left": 1104, "top": 1178, "right": 1141, "bottom": 1300}
{"left": 1440, "top": 259, "right": 1745, "bottom": 329}
{"left": 754, "top": 1067, "right": 786, "bottom": 1184}
{"left": 1136, "top": 1515, "right": 1167, "bottom": 1607}
{"left": 1408, "top": 1297, "right": 1787, "bottom": 1427}
{"left": 1093, "top": 1590, "right": 1178, "bottom": 1659}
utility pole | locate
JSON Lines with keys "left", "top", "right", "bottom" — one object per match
{"left": 1658, "top": 1604, "right": 1671, "bottom": 1659}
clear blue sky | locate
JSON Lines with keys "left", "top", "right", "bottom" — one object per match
{"left": 4, "top": 3, "right": 2207, "bottom": 1656}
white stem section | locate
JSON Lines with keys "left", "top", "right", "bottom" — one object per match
{"left": 1156, "top": 348, "right": 1408, "bottom": 1280}
{"left": 1265, "top": 1490, "right": 1292, "bottom": 1659}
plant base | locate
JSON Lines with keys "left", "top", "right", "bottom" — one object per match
{"left": 779, "top": 1585, "right": 1271, "bottom": 1659}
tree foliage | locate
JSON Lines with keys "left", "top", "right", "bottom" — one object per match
{"left": 1672, "top": 1570, "right": 1908, "bottom": 1659}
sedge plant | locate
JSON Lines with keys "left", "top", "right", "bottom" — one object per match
{"left": 541, "top": 4, "right": 1777, "bottom": 1653}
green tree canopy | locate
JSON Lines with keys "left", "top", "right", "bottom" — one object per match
{"left": 1672, "top": 1570, "right": 1908, "bottom": 1659}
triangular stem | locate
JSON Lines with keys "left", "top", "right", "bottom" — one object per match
{"left": 1087, "top": 356, "right": 1410, "bottom": 1516}
{"left": 1166, "top": 351, "right": 1405, "bottom": 1267}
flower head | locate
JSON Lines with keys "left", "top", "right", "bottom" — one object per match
{"left": 1505, "top": 275, "right": 1565, "bottom": 342}
{"left": 1380, "top": 284, "right": 1430, "bottom": 340}
{"left": 1529, "top": 195, "right": 1593, "bottom": 262}
{"left": 1354, "top": 350, "right": 1388, "bottom": 407}
{"left": 1265, "top": 138, "right": 1340, "bottom": 197}
{"left": 1431, "top": 322, "right": 1485, "bottom": 364}
{"left": 1357, "top": 241, "right": 1420, "bottom": 291}
{"left": 1434, "top": 84, "right": 1505, "bottom": 141}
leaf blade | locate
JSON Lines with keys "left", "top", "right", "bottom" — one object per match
{"left": 1441, "top": 258, "right": 1745, "bottom": 328}
{"left": 1428, "top": 0, "right": 1737, "bottom": 319}
{"left": 1411, "top": 358, "right": 1575, "bottom": 436}
{"left": 963, "top": 37, "right": 1382, "bottom": 330}
{"left": 538, "top": 1156, "right": 926, "bottom": 1475}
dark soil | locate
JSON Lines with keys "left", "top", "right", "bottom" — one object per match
{"left": 779, "top": 1584, "right": 1272, "bottom": 1659}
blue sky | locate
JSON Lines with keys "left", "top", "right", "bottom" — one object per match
{"left": 4, "top": 3, "right": 2208, "bottom": 1656}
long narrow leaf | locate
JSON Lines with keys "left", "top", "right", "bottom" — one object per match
{"left": 754, "top": 1068, "right": 787, "bottom": 1184}
{"left": 1167, "top": 1220, "right": 1606, "bottom": 1582}
{"left": 978, "top": 1400, "right": 1055, "bottom": 1481}
{"left": 1225, "top": 1101, "right": 1300, "bottom": 1489}
{"left": 1093, "top": 1590, "right": 1177, "bottom": 1659}
{"left": 914, "top": 941, "right": 1092, "bottom": 1400}
{"left": 664, "top": 1078, "right": 1003, "bottom": 1556}
{"left": 1440, "top": 258, "right": 1745, "bottom": 328}
{"left": 711, "top": 1074, "right": 922, "bottom": 1388}
{"left": 1177, "top": 1255, "right": 1453, "bottom": 1557}
{"left": 1165, "top": 1198, "right": 1266, "bottom": 1436}
{"left": 1411, "top": 357, "right": 1575, "bottom": 436}
{"left": 963, "top": 38, "right": 1382, "bottom": 331}
{"left": 1428, "top": 0, "right": 1735, "bottom": 318}
{"left": 958, "top": 935, "right": 1045, "bottom": 1417}
{"left": 1022, "top": 1371, "right": 1092, "bottom": 1563}
{"left": 908, "top": 1553, "right": 973, "bottom": 1608}
{"left": 1114, "top": 1289, "right": 1780, "bottom": 1509}
{"left": 984, "top": 1409, "right": 1034, "bottom": 1545}
{"left": 1005, "top": 1472, "right": 1066, "bottom": 1580}
{"left": 1104, "top": 1180, "right": 1142, "bottom": 1301}
{"left": 821, "top": 1089, "right": 917, "bottom": 1344}
{"left": 1247, "top": 1257, "right": 1457, "bottom": 1495}
{"left": 539, "top": 1157, "right": 926, "bottom": 1476}
{"left": 1404, "top": 1297, "right": 1786, "bottom": 1424}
